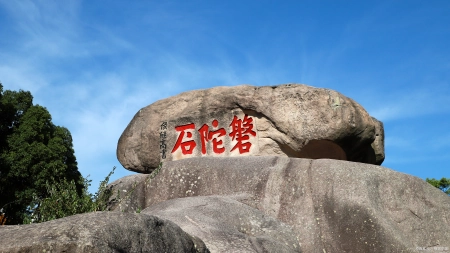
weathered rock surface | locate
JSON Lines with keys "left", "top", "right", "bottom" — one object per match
{"left": 117, "top": 84, "right": 384, "bottom": 173}
{"left": 143, "top": 195, "right": 301, "bottom": 253}
{"left": 0, "top": 212, "right": 209, "bottom": 253}
{"left": 108, "top": 157, "right": 450, "bottom": 253}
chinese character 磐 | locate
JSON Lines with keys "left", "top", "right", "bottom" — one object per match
{"left": 171, "top": 123, "right": 196, "bottom": 155}
{"left": 229, "top": 114, "right": 256, "bottom": 153}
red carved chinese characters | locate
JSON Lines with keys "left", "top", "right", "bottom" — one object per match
{"left": 198, "top": 124, "right": 209, "bottom": 154}
{"left": 229, "top": 114, "right": 256, "bottom": 153}
{"left": 197, "top": 119, "right": 226, "bottom": 154}
{"left": 171, "top": 123, "right": 196, "bottom": 155}
{"left": 208, "top": 119, "right": 226, "bottom": 154}
{"left": 171, "top": 114, "right": 255, "bottom": 156}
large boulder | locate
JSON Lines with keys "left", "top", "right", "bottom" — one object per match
{"left": 0, "top": 212, "right": 209, "bottom": 253}
{"left": 108, "top": 157, "right": 450, "bottom": 253}
{"left": 117, "top": 84, "right": 384, "bottom": 173}
{"left": 143, "top": 195, "right": 302, "bottom": 253}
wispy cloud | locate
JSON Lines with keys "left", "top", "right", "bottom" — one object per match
{"left": 368, "top": 87, "right": 450, "bottom": 121}
{"left": 0, "top": 0, "right": 81, "bottom": 56}
{"left": 1, "top": 0, "right": 449, "bottom": 189}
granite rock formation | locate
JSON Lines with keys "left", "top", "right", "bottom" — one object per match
{"left": 108, "top": 157, "right": 450, "bottom": 253}
{"left": 117, "top": 84, "right": 384, "bottom": 173}
{"left": 0, "top": 212, "right": 209, "bottom": 253}
{"left": 143, "top": 195, "right": 302, "bottom": 253}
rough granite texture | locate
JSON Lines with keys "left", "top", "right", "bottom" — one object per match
{"left": 108, "top": 157, "right": 450, "bottom": 253}
{"left": 143, "top": 195, "right": 302, "bottom": 253}
{"left": 0, "top": 212, "right": 210, "bottom": 253}
{"left": 117, "top": 84, "right": 385, "bottom": 173}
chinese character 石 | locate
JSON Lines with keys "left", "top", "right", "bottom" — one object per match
{"left": 198, "top": 119, "right": 226, "bottom": 154}
{"left": 171, "top": 123, "right": 196, "bottom": 155}
{"left": 229, "top": 114, "right": 256, "bottom": 153}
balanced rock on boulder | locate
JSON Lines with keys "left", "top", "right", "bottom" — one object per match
{"left": 117, "top": 84, "right": 384, "bottom": 173}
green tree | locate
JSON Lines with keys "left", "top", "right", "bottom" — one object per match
{"left": 0, "top": 83, "right": 84, "bottom": 224}
{"left": 426, "top": 177, "right": 450, "bottom": 196}
{"left": 27, "top": 167, "right": 115, "bottom": 223}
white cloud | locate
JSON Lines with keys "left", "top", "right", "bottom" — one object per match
{"left": 0, "top": 0, "right": 80, "bottom": 55}
{"left": 362, "top": 86, "right": 450, "bottom": 122}
{"left": 1, "top": 0, "right": 449, "bottom": 191}
{"left": 0, "top": 63, "right": 49, "bottom": 93}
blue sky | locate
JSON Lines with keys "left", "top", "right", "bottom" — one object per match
{"left": 1, "top": 0, "right": 449, "bottom": 192}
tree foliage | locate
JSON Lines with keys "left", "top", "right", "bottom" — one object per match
{"left": 426, "top": 177, "right": 450, "bottom": 196}
{"left": 25, "top": 167, "right": 115, "bottom": 224}
{"left": 0, "top": 83, "right": 84, "bottom": 224}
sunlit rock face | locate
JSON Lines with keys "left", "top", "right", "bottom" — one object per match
{"left": 117, "top": 84, "right": 384, "bottom": 173}
{"left": 143, "top": 195, "right": 302, "bottom": 253}
{"left": 108, "top": 157, "right": 450, "bottom": 253}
